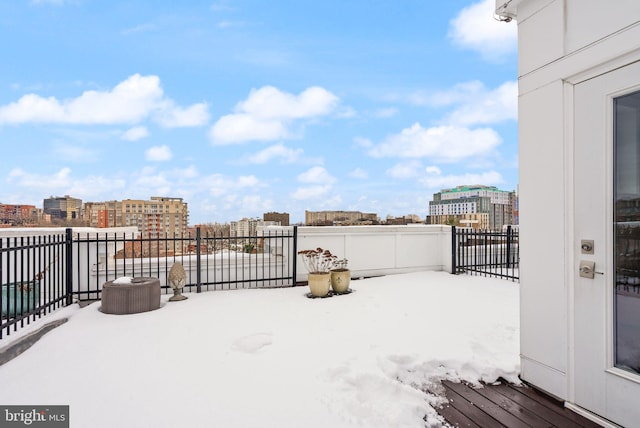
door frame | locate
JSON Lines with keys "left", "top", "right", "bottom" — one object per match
{"left": 568, "top": 59, "right": 640, "bottom": 427}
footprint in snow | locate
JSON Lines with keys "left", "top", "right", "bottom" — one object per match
{"left": 231, "top": 333, "right": 273, "bottom": 354}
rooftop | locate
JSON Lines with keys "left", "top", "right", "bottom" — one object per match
{"left": 0, "top": 271, "right": 519, "bottom": 428}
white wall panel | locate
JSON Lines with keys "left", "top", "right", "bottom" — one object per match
{"left": 519, "top": 80, "right": 567, "bottom": 394}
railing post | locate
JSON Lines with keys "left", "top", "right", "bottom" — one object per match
{"left": 196, "top": 227, "right": 202, "bottom": 293}
{"left": 65, "top": 228, "right": 73, "bottom": 306}
{"left": 506, "top": 225, "right": 512, "bottom": 270}
{"left": 292, "top": 226, "right": 298, "bottom": 285}
{"left": 451, "top": 226, "right": 457, "bottom": 274}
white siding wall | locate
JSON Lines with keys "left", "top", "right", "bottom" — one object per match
{"left": 501, "top": 0, "right": 640, "bottom": 401}
{"left": 519, "top": 80, "right": 568, "bottom": 398}
{"left": 295, "top": 225, "right": 452, "bottom": 282}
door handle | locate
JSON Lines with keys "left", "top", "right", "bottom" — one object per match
{"left": 579, "top": 261, "right": 604, "bottom": 279}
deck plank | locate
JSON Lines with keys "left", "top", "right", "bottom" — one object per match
{"left": 436, "top": 380, "right": 604, "bottom": 428}
{"left": 505, "top": 384, "right": 602, "bottom": 428}
{"left": 490, "top": 384, "right": 584, "bottom": 428}
{"left": 443, "top": 381, "right": 529, "bottom": 428}
{"left": 471, "top": 384, "right": 556, "bottom": 427}
{"left": 436, "top": 400, "right": 483, "bottom": 428}
{"left": 442, "top": 382, "right": 507, "bottom": 428}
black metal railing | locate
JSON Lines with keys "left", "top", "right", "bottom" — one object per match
{"left": 452, "top": 226, "right": 519, "bottom": 281}
{"left": 1, "top": 230, "right": 70, "bottom": 339}
{"left": 2, "top": 226, "right": 297, "bottom": 339}
{"left": 72, "top": 227, "right": 298, "bottom": 300}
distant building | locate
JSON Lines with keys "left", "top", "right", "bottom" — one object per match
{"left": 84, "top": 196, "right": 188, "bottom": 238}
{"left": 84, "top": 200, "right": 122, "bottom": 228}
{"left": 43, "top": 195, "right": 82, "bottom": 220}
{"left": 305, "top": 210, "right": 379, "bottom": 226}
{"left": 0, "top": 203, "right": 37, "bottom": 225}
{"left": 385, "top": 214, "right": 424, "bottom": 225}
{"left": 230, "top": 218, "right": 280, "bottom": 236}
{"left": 263, "top": 212, "right": 290, "bottom": 226}
{"left": 428, "top": 185, "right": 516, "bottom": 230}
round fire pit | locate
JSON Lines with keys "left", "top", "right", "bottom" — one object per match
{"left": 101, "top": 277, "right": 161, "bottom": 315}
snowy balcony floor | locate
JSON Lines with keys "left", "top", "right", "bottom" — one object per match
{"left": 0, "top": 271, "right": 523, "bottom": 428}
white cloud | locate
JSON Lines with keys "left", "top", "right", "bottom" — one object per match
{"left": 210, "top": 0, "right": 233, "bottom": 12}
{"left": 7, "top": 167, "right": 126, "bottom": 199}
{"left": 246, "top": 144, "right": 303, "bottom": 164}
{"left": 290, "top": 166, "right": 336, "bottom": 201}
{"left": 419, "top": 166, "right": 504, "bottom": 189}
{"left": 133, "top": 169, "right": 172, "bottom": 196}
{"left": 121, "top": 23, "right": 157, "bottom": 35}
{"left": 203, "top": 174, "right": 262, "bottom": 197}
{"left": 428, "top": 81, "right": 485, "bottom": 107}
{"left": 336, "top": 106, "right": 357, "bottom": 118}
{"left": 52, "top": 143, "right": 98, "bottom": 162}
{"left": 374, "top": 107, "right": 398, "bottom": 118}
{"left": 0, "top": 74, "right": 209, "bottom": 128}
{"left": 240, "top": 86, "right": 338, "bottom": 119}
{"left": 290, "top": 185, "right": 332, "bottom": 201}
{"left": 122, "top": 126, "right": 149, "bottom": 141}
{"left": 145, "top": 145, "right": 173, "bottom": 162}
{"left": 435, "top": 80, "right": 518, "bottom": 126}
{"left": 8, "top": 167, "right": 72, "bottom": 189}
{"left": 237, "top": 175, "right": 259, "bottom": 187}
{"left": 67, "top": 176, "right": 127, "bottom": 196}
{"left": 178, "top": 165, "right": 199, "bottom": 179}
{"left": 239, "top": 195, "right": 272, "bottom": 213}
{"left": 297, "top": 166, "right": 336, "bottom": 184}
{"left": 126, "top": 165, "right": 205, "bottom": 199}
{"left": 369, "top": 124, "right": 501, "bottom": 163}
{"left": 31, "top": 0, "right": 67, "bottom": 4}
{"left": 216, "top": 16, "right": 246, "bottom": 29}
{"left": 353, "top": 137, "right": 373, "bottom": 148}
{"left": 209, "top": 86, "right": 339, "bottom": 144}
{"left": 449, "top": 0, "right": 517, "bottom": 62}
{"left": 155, "top": 102, "right": 209, "bottom": 127}
{"left": 386, "top": 161, "right": 423, "bottom": 179}
{"left": 210, "top": 114, "right": 288, "bottom": 143}
{"left": 349, "top": 168, "right": 368, "bottom": 179}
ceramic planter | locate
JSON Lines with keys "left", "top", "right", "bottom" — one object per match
{"left": 308, "top": 272, "right": 331, "bottom": 297}
{"left": 330, "top": 269, "right": 351, "bottom": 293}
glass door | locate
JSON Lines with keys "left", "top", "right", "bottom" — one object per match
{"left": 614, "top": 90, "right": 640, "bottom": 375}
{"left": 574, "top": 61, "right": 640, "bottom": 427}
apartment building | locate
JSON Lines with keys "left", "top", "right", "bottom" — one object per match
{"left": 0, "top": 204, "right": 37, "bottom": 225}
{"left": 428, "top": 185, "right": 516, "bottom": 230}
{"left": 385, "top": 214, "right": 424, "bottom": 225}
{"left": 230, "top": 218, "right": 280, "bottom": 237}
{"left": 43, "top": 195, "right": 82, "bottom": 220}
{"left": 305, "top": 210, "right": 379, "bottom": 226}
{"left": 84, "top": 197, "right": 189, "bottom": 238}
{"left": 263, "top": 212, "right": 290, "bottom": 226}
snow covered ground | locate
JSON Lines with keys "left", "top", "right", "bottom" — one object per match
{"left": 0, "top": 271, "right": 520, "bottom": 428}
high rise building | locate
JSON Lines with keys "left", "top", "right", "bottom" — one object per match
{"left": 230, "top": 218, "right": 280, "bottom": 236}
{"left": 263, "top": 212, "right": 290, "bottom": 226}
{"left": 84, "top": 197, "right": 189, "bottom": 238}
{"left": 305, "top": 210, "right": 379, "bottom": 226}
{"left": 43, "top": 195, "right": 82, "bottom": 220}
{"left": 428, "top": 185, "right": 516, "bottom": 230}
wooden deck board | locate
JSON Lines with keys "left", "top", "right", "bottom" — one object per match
{"left": 490, "top": 384, "right": 584, "bottom": 428}
{"left": 436, "top": 399, "right": 484, "bottom": 428}
{"left": 436, "top": 380, "right": 603, "bottom": 428}
{"left": 504, "top": 384, "right": 602, "bottom": 428}
{"left": 441, "top": 383, "right": 507, "bottom": 428}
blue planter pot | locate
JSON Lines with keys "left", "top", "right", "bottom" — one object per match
{"left": 1, "top": 281, "right": 40, "bottom": 317}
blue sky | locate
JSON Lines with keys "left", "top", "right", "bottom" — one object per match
{"left": 0, "top": 0, "right": 517, "bottom": 224}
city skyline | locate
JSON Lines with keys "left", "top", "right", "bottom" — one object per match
{"left": 0, "top": 0, "right": 517, "bottom": 224}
